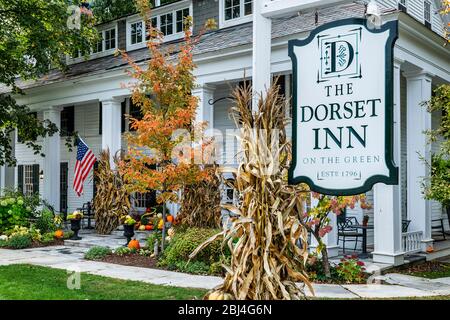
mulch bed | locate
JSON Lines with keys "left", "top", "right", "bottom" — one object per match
{"left": 100, "top": 254, "right": 158, "bottom": 269}
{"left": 391, "top": 261, "right": 450, "bottom": 275}
{"left": 31, "top": 239, "right": 65, "bottom": 248}
{"left": 1, "top": 239, "right": 64, "bottom": 250}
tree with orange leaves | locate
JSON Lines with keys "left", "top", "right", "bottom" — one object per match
{"left": 119, "top": 0, "right": 216, "bottom": 251}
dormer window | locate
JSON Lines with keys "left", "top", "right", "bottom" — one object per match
{"left": 126, "top": 2, "right": 192, "bottom": 51}
{"left": 424, "top": 0, "right": 431, "bottom": 29}
{"left": 67, "top": 22, "right": 117, "bottom": 63}
{"left": 398, "top": 0, "right": 407, "bottom": 13}
{"left": 176, "top": 8, "right": 190, "bottom": 33}
{"left": 220, "top": 0, "right": 253, "bottom": 28}
{"left": 104, "top": 28, "right": 116, "bottom": 50}
{"left": 130, "top": 21, "right": 144, "bottom": 44}
{"left": 160, "top": 12, "right": 174, "bottom": 36}
{"left": 92, "top": 32, "right": 103, "bottom": 53}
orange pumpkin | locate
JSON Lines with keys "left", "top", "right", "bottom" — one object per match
{"left": 145, "top": 225, "right": 153, "bottom": 231}
{"left": 128, "top": 239, "right": 141, "bottom": 250}
{"left": 54, "top": 230, "right": 64, "bottom": 239}
{"left": 166, "top": 214, "right": 174, "bottom": 223}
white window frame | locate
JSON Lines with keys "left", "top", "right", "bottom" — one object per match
{"left": 67, "top": 22, "right": 118, "bottom": 64}
{"left": 424, "top": 0, "right": 431, "bottom": 24}
{"left": 398, "top": 0, "right": 407, "bottom": 10}
{"left": 23, "top": 165, "right": 35, "bottom": 196}
{"left": 219, "top": 0, "right": 253, "bottom": 29}
{"left": 127, "top": 17, "right": 146, "bottom": 51}
{"left": 126, "top": 1, "right": 192, "bottom": 51}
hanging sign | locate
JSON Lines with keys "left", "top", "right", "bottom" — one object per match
{"left": 288, "top": 18, "right": 398, "bottom": 195}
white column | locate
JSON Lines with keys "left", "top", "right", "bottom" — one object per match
{"left": 372, "top": 61, "right": 404, "bottom": 266}
{"left": 43, "top": 107, "right": 62, "bottom": 211}
{"left": 101, "top": 98, "right": 123, "bottom": 167}
{"left": 252, "top": 0, "right": 272, "bottom": 109}
{"left": 193, "top": 84, "right": 215, "bottom": 129}
{"left": 0, "top": 165, "right": 5, "bottom": 195}
{"left": 309, "top": 196, "right": 339, "bottom": 258}
{"left": 405, "top": 71, "right": 433, "bottom": 251}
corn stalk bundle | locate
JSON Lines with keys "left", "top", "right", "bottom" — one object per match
{"left": 190, "top": 82, "right": 312, "bottom": 300}
{"left": 93, "top": 149, "right": 131, "bottom": 234}
{"left": 177, "top": 166, "right": 222, "bottom": 228}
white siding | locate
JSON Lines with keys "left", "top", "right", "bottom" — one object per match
{"left": 15, "top": 112, "right": 45, "bottom": 199}
{"left": 376, "top": 0, "right": 445, "bottom": 36}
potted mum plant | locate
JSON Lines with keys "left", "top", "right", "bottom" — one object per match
{"left": 122, "top": 215, "right": 136, "bottom": 245}
{"left": 67, "top": 210, "right": 84, "bottom": 240}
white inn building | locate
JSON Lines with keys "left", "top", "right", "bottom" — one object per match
{"left": 0, "top": 0, "right": 449, "bottom": 266}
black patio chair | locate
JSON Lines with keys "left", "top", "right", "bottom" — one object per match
{"left": 337, "top": 216, "right": 364, "bottom": 253}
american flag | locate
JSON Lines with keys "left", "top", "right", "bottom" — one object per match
{"left": 73, "top": 138, "right": 97, "bottom": 197}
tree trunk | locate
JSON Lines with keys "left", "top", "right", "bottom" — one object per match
{"left": 321, "top": 243, "right": 331, "bottom": 278}
{"left": 313, "top": 230, "right": 331, "bottom": 278}
{"left": 161, "top": 202, "right": 167, "bottom": 252}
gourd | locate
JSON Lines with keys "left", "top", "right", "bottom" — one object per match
{"left": 54, "top": 230, "right": 64, "bottom": 239}
{"left": 166, "top": 214, "right": 174, "bottom": 223}
{"left": 128, "top": 239, "right": 141, "bottom": 250}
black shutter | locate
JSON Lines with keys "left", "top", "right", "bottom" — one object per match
{"left": 32, "top": 164, "right": 39, "bottom": 195}
{"left": 61, "top": 106, "right": 75, "bottom": 136}
{"left": 60, "top": 162, "right": 68, "bottom": 214}
{"left": 17, "top": 165, "right": 24, "bottom": 194}
{"left": 99, "top": 102, "right": 102, "bottom": 135}
{"left": 121, "top": 100, "right": 126, "bottom": 133}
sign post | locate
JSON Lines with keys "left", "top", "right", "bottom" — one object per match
{"left": 288, "top": 18, "right": 398, "bottom": 195}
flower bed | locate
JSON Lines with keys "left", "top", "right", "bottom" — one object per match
{"left": 307, "top": 254, "right": 369, "bottom": 284}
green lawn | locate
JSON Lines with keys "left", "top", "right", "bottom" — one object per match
{"left": 0, "top": 264, "right": 207, "bottom": 300}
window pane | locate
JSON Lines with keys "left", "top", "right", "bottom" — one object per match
{"left": 105, "top": 28, "right": 115, "bottom": 50}
{"left": 176, "top": 8, "right": 190, "bottom": 33}
{"left": 225, "top": 8, "right": 232, "bottom": 20}
{"left": 232, "top": 5, "right": 240, "bottom": 19}
{"left": 161, "top": 13, "right": 173, "bottom": 36}
{"left": 131, "top": 21, "right": 143, "bottom": 44}
{"left": 244, "top": 0, "right": 252, "bottom": 15}
{"left": 424, "top": 1, "right": 431, "bottom": 22}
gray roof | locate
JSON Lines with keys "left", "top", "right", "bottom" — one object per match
{"left": 8, "top": 3, "right": 366, "bottom": 92}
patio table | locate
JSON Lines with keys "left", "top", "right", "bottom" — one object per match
{"left": 350, "top": 224, "right": 373, "bottom": 258}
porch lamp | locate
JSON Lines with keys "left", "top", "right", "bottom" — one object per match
{"left": 39, "top": 170, "right": 44, "bottom": 180}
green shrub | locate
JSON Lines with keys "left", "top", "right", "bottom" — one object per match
{"left": 35, "top": 209, "right": 56, "bottom": 234}
{"left": 336, "top": 256, "right": 366, "bottom": 283}
{"left": 7, "top": 234, "right": 32, "bottom": 249}
{"left": 0, "top": 196, "right": 33, "bottom": 232}
{"left": 146, "top": 231, "right": 162, "bottom": 250}
{"left": 84, "top": 246, "right": 112, "bottom": 260}
{"left": 0, "top": 240, "right": 8, "bottom": 247}
{"left": 63, "top": 231, "right": 74, "bottom": 240}
{"left": 159, "top": 227, "right": 227, "bottom": 272}
{"left": 41, "top": 232, "right": 55, "bottom": 244}
{"left": 115, "top": 247, "right": 133, "bottom": 256}
{"left": 166, "top": 260, "right": 211, "bottom": 275}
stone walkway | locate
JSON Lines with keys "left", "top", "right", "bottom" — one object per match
{"left": 1, "top": 245, "right": 450, "bottom": 299}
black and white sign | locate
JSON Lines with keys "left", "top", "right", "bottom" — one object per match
{"left": 288, "top": 18, "right": 398, "bottom": 195}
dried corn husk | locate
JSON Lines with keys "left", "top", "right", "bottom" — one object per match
{"left": 190, "top": 81, "right": 312, "bottom": 300}
{"left": 93, "top": 149, "right": 131, "bottom": 234}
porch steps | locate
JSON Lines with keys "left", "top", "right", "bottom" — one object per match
{"left": 63, "top": 230, "right": 150, "bottom": 250}
{"left": 420, "top": 240, "right": 450, "bottom": 261}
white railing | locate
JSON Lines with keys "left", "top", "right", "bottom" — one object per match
{"left": 402, "top": 231, "right": 423, "bottom": 255}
